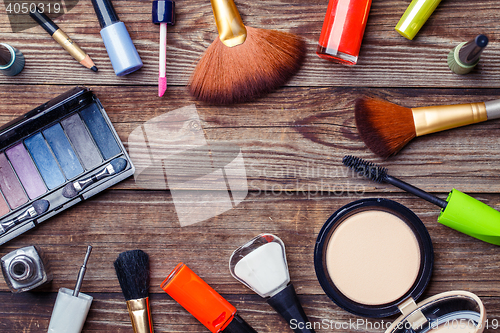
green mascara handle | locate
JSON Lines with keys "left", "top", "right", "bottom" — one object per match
{"left": 438, "top": 189, "right": 500, "bottom": 245}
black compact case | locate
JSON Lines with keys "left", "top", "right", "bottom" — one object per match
{"left": 0, "top": 87, "right": 134, "bottom": 245}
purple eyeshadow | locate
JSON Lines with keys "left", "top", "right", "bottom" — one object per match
{"left": 0, "top": 153, "right": 27, "bottom": 209}
{"left": 6, "top": 143, "right": 47, "bottom": 199}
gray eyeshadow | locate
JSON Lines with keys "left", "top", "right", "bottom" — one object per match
{"left": 61, "top": 114, "right": 102, "bottom": 170}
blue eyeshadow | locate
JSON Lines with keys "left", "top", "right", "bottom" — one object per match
{"left": 24, "top": 133, "right": 65, "bottom": 189}
{"left": 43, "top": 123, "right": 84, "bottom": 179}
{"left": 80, "top": 103, "right": 121, "bottom": 160}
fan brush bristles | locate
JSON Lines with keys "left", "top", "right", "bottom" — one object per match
{"left": 188, "top": 26, "right": 306, "bottom": 105}
{"left": 354, "top": 98, "right": 417, "bottom": 158}
{"left": 342, "top": 155, "right": 387, "bottom": 183}
{"left": 114, "top": 250, "right": 150, "bottom": 301}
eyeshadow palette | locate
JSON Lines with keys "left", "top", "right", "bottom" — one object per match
{"left": 0, "top": 87, "right": 134, "bottom": 245}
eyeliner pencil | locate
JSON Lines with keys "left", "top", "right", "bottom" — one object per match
{"left": 29, "top": 8, "right": 97, "bottom": 72}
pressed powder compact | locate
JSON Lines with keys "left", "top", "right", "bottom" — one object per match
{"left": 314, "top": 198, "right": 486, "bottom": 333}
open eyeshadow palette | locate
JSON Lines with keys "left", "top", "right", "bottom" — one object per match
{"left": 0, "top": 87, "right": 134, "bottom": 245}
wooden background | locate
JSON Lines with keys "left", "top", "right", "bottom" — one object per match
{"left": 2, "top": 0, "right": 500, "bottom": 332}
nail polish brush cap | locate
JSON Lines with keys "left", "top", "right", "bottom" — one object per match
{"left": 91, "top": 0, "right": 143, "bottom": 76}
{"left": 91, "top": 0, "right": 119, "bottom": 29}
{"left": 47, "top": 246, "right": 93, "bottom": 333}
{"left": 447, "top": 34, "right": 489, "bottom": 74}
{"left": 152, "top": 0, "right": 175, "bottom": 25}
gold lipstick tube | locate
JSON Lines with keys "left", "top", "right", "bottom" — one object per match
{"left": 210, "top": 0, "right": 247, "bottom": 47}
{"left": 126, "top": 297, "right": 154, "bottom": 333}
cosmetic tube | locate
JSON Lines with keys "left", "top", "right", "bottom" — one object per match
{"left": 47, "top": 246, "right": 93, "bottom": 333}
{"left": 91, "top": 0, "right": 143, "bottom": 76}
{"left": 395, "top": 0, "right": 442, "bottom": 40}
{"left": 161, "top": 263, "right": 257, "bottom": 333}
{"left": 48, "top": 288, "right": 93, "bottom": 333}
{"left": 448, "top": 35, "right": 488, "bottom": 75}
{"left": 0, "top": 43, "right": 24, "bottom": 76}
{"left": 317, "top": 0, "right": 372, "bottom": 65}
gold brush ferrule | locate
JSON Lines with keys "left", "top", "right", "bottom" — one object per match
{"left": 52, "top": 29, "right": 86, "bottom": 62}
{"left": 412, "top": 102, "right": 487, "bottom": 137}
{"left": 210, "top": 0, "right": 247, "bottom": 47}
{"left": 126, "top": 297, "right": 154, "bottom": 333}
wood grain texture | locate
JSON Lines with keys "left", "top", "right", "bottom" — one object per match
{"left": 1, "top": 191, "right": 500, "bottom": 332}
{"left": 0, "top": 0, "right": 499, "bottom": 87}
{"left": 1, "top": 0, "right": 500, "bottom": 332}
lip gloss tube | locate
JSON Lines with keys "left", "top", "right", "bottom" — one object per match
{"left": 316, "top": 0, "right": 372, "bottom": 66}
{"left": 161, "top": 263, "right": 257, "bottom": 333}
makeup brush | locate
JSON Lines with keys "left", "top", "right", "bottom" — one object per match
{"left": 354, "top": 97, "right": 500, "bottom": 158}
{"left": 188, "top": 0, "right": 306, "bottom": 105}
{"left": 231, "top": 234, "right": 316, "bottom": 333}
{"left": 448, "top": 34, "right": 488, "bottom": 75}
{"left": 114, "top": 250, "right": 154, "bottom": 333}
{"left": 62, "top": 157, "right": 127, "bottom": 198}
{"left": 0, "top": 199, "right": 49, "bottom": 235}
{"left": 343, "top": 155, "right": 500, "bottom": 246}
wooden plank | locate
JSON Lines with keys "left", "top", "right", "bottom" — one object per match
{"left": 0, "top": 0, "right": 499, "bottom": 87}
{"left": 1, "top": 190, "right": 499, "bottom": 296}
{"left": 0, "top": 85, "right": 499, "bottom": 193}
{"left": 1, "top": 191, "right": 500, "bottom": 332}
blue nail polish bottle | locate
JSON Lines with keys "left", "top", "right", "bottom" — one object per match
{"left": 91, "top": 0, "right": 143, "bottom": 76}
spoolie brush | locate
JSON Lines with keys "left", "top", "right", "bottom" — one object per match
{"left": 343, "top": 155, "right": 500, "bottom": 246}
{"left": 354, "top": 97, "right": 500, "bottom": 158}
{"left": 114, "top": 250, "right": 154, "bottom": 333}
{"left": 188, "top": 0, "right": 306, "bottom": 105}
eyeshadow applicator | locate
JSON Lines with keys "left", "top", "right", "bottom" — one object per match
{"left": 230, "top": 234, "right": 316, "bottom": 333}
{"left": 114, "top": 250, "right": 154, "bottom": 333}
{"left": 343, "top": 155, "right": 500, "bottom": 246}
{"left": 62, "top": 157, "right": 127, "bottom": 198}
{"left": 0, "top": 199, "right": 49, "bottom": 235}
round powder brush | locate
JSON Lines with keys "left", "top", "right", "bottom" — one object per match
{"left": 114, "top": 249, "right": 154, "bottom": 333}
{"left": 230, "top": 234, "right": 315, "bottom": 333}
{"left": 188, "top": 0, "right": 306, "bottom": 105}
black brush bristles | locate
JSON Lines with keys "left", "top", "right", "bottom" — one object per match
{"left": 114, "top": 250, "right": 150, "bottom": 301}
{"left": 342, "top": 155, "right": 388, "bottom": 183}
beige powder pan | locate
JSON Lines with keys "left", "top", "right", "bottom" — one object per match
{"left": 314, "top": 199, "right": 486, "bottom": 333}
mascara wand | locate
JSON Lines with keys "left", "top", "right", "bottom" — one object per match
{"left": 343, "top": 155, "right": 500, "bottom": 246}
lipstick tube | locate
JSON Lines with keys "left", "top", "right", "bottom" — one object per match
{"left": 91, "top": 0, "right": 143, "bottom": 76}
{"left": 0, "top": 43, "right": 24, "bottom": 76}
{"left": 316, "top": 0, "right": 372, "bottom": 65}
{"left": 161, "top": 263, "right": 257, "bottom": 333}
{"left": 395, "top": 0, "right": 442, "bottom": 40}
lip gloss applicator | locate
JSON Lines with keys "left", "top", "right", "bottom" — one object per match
{"left": 152, "top": 0, "right": 175, "bottom": 97}
{"left": 161, "top": 263, "right": 258, "bottom": 333}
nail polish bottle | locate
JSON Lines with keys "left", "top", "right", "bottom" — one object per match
{"left": 1, "top": 245, "right": 52, "bottom": 293}
{"left": 91, "top": 0, "right": 143, "bottom": 76}
{"left": 316, "top": 0, "right": 372, "bottom": 65}
{"left": 0, "top": 43, "right": 25, "bottom": 76}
